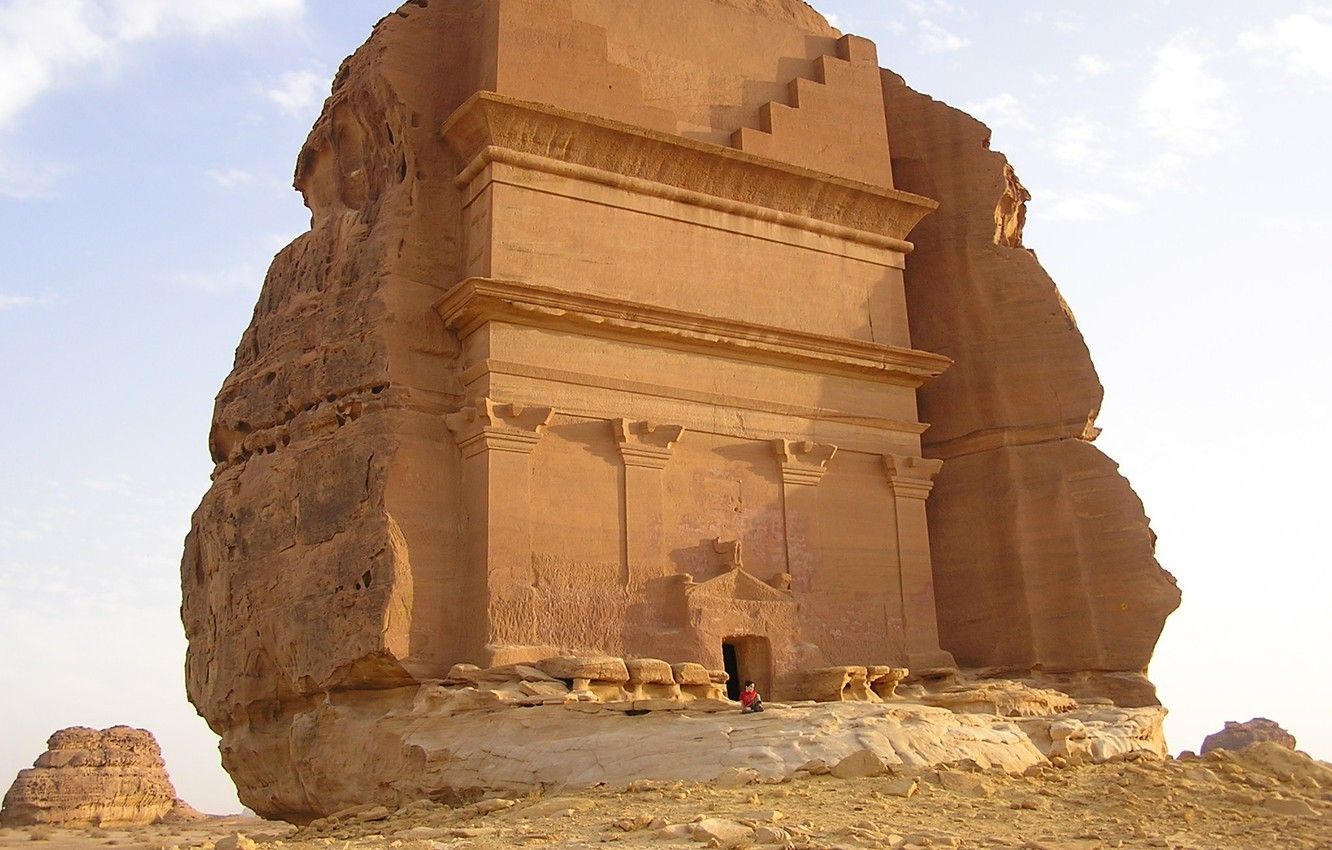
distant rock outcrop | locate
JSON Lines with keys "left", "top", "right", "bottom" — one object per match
{"left": 1201, "top": 718, "right": 1297, "bottom": 754}
{"left": 0, "top": 726, "right": 200, "bottom": 827}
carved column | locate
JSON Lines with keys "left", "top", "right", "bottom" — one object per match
{"left": 771, "top": 440, "right": 837, "bottom": 591}
{"left": 883, "top": 453, "right": 957, "bottom": 674}
{"left": 614, "top": 419, "right": 684, "bottom": 588}
{"left": 446, "top": 398, "right": 553, "bottom": 649}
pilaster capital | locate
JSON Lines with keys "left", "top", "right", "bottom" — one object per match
{"left": 883, "top": 453, "right": 944, "bottom": 499}
{"left": 613, "top": 419, "right": 685, "bottom": 469}
{"left": 446, "top": 397, "right": 554, "bottom": 459}
{"left": 771, "top": 439, "right": 838, "bottom": 486}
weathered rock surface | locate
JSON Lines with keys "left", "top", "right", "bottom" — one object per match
{"left": 880, "top": 73, "right": 1181, "bottom": 702}
{"left": 216, "top": 676, "right": 1165, "bottom": 819}
{"left": 0, "top": 727, "right": 198, "bottom": 827}
{"left": 1202, "top": 718, "right": 1298, "bottom": 754}
{"left": 181, "top": 0, "right": 1181, "bottom": 819}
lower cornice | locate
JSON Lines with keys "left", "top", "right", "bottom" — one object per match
{"left": 435, "top": 277, "right": 952, "bottom": 389}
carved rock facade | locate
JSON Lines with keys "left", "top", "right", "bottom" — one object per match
{"left": 181, "top": 0, "right": 1179, "bottom": 819}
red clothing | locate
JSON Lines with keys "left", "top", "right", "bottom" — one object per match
{"left": 740, "top": 689, "right": 760, "bottom": 708}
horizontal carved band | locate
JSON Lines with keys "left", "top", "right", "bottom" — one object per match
{"left": 441, "top": 92, "right": 937, "bottom": 246}
{"left": 437, "top": 277, "right": 952, "bottom": 388}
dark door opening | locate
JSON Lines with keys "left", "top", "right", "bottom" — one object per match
{"left": 722, "top": 635, "right": 772, "bottom": 701}
{"left": 722, "top": 642, "right": 741, "bottom": 700}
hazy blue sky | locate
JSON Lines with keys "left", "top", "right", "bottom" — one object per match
{"left": 1, "top": 1, "right": 1328, "bottom": 815}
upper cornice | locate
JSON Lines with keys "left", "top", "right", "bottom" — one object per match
{"left": 440, "top": 92, "right": 938, "bottom": 250}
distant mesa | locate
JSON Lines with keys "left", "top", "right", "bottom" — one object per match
{"left": 0, "top": 726, "right": 203, "bottom": 828}
{"left": 1200, "top": 718, "right": 1298, "bottom": 755}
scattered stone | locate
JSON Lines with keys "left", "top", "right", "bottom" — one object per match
{"left": 831, "top": 749, "right": 889, "bottom": 780}
{"left": 1261, "top": 797, "right": 1319, "bottom": 817}
{"left": 753, "top": 825, "right": 790, "bottom": 844}
{"left": 885, "top": 777, "right": 919, "bottom": 798}
{"left": 520, "top": 798, "right": 597, "bottom": 818}
{"left": 713, "top": 768, "right": 759, "bottom": 789}
{"left": 214, "top": 834, "right": 256, "bottom": 850}
{"left": 690, "top": 818, "right": 753, "bottom": 847}
{"left": 937, "top": 771, "right": 992, "bottom": 798}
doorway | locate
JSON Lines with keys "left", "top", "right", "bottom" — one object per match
{"left": 722, "top": 635, "right": 772, "bottom": 701}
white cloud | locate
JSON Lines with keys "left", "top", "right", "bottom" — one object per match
{"left": 917, "top": 19, "right": 969, "bottom": 53}
{"left": 178, "top": 263, "right": 262, "bottom": 293}
{"left": 1239, "top": 10, "right": 1332, "bottom": 85}
{"left": 267, "top": 69, "right": 325, "bottom": 116}
{"left": 1138, "top": 36, "right": 1234, "bottom": 155}
{"left": 1049, "top": 115, "right": 1109, "bottom": 170}
{"left": 205, "top": 168, "right": 254, "bottom": 188}
{"left": 0, "top": 0, "right": 306, "bottom": 135}
{"left": 1042, "top": 190, "right": 1141, "bottom": 222}
{"left": 961, "top": 93, "right": 1032, "bottom": 131}
{"left": 0, "top": 148, "right": 63, "bottom": 198}
{"left": 1076, "top": 53, "right": 1111, "bottom": 79}
{"left": 904, "top": 0, "right": 961, "bottom": 16}
{"left": 0, "top": 293, "right": 53, "bottom": 310}
{"left": 110, "top": 0, "right": 304, "bottom": 41}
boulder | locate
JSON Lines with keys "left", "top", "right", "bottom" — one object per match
{"left": 830, "top": 748, "right": 889, "bottom": 779}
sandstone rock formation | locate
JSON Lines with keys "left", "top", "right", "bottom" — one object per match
{"left": 0, "top": 727, "right": 198, "bottom": 827}
{"left": 1201, "top": 718, "right": 1298, "bottom": 754}
{"left": 880, "top": 75, "right": 1180, "bottom": 706}
{"left": 196, "top": 665, "right": 1166, "bottom": 815}
{"left": 181, "top": 0, "right": 1180, "bottom": 819}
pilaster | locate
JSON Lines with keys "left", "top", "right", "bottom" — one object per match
{"left": 614, "top": 419, "right": 685, "bottom": 587}
{"left": 446, "top": 398, "right": 553, "bottom": 647}
{"left": 771, "top": 439, "right": 837, "bottom": 590}
{"left": 883, "top": 453, "right": 956, "bottom": 674}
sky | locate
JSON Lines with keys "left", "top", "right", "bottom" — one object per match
{"left": 0, "top": 0, "right": 1329, "bottom": 817}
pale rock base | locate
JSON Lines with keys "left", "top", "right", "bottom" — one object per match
{"left": 220, "top": 682, "right": 1167, "bottom": 821}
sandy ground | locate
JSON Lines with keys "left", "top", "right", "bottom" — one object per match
{"left": 2, "top": 747, "right": 1327, "bottom": 850}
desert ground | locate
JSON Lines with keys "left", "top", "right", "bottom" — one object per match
{"left": 3, "top": 744, "right": 1327, "bottom": 850}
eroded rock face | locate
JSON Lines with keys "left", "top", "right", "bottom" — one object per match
{"left": 1201, "top": 719, "right": 1298, "bottom": 754}
{"left": 0, "top": 727, "right": 197, "bottom": 827}
{"left": 182, "top": 0, "right": 1180, "bottom": 819}
{"left": 880, "top": 73, "right": 1181, "bottom": 704}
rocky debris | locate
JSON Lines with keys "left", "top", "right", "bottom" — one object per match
{"left": 4, "top": 746, "right": 1329, "bottom": 849}
{"left": 0, "top": 727, "right": 197, "bottom": 827}
{"left": 1202, "top": 718, "right": 1298, "bottom": 754}
{"left": 830, "top": 749, "right": 889, "bottom": 779}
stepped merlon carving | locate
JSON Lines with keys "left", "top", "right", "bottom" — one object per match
{"left": 731, "top": 35, "right": 894, "bottom": 188}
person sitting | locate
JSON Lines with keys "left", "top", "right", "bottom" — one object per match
{"left": 739, "top": 680, "right": 764, "bottom": 713}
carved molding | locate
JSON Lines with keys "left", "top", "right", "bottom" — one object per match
{"left": 772, "top": 439, "right": 838, "bottom": 486}
{"left": 445, "top": 397, "right": 554, "bottom": 459}
{"left": 883, "top": 453, "right": 944, "bottom": 500}
{"left": 613, "top": 419, "right": 685, "bottom": 469}
{"left": 441, "top": 92, "right": 938, "bottom": 248}
{"left": 437, "top": 277, "right": 952, "bottom": 388}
